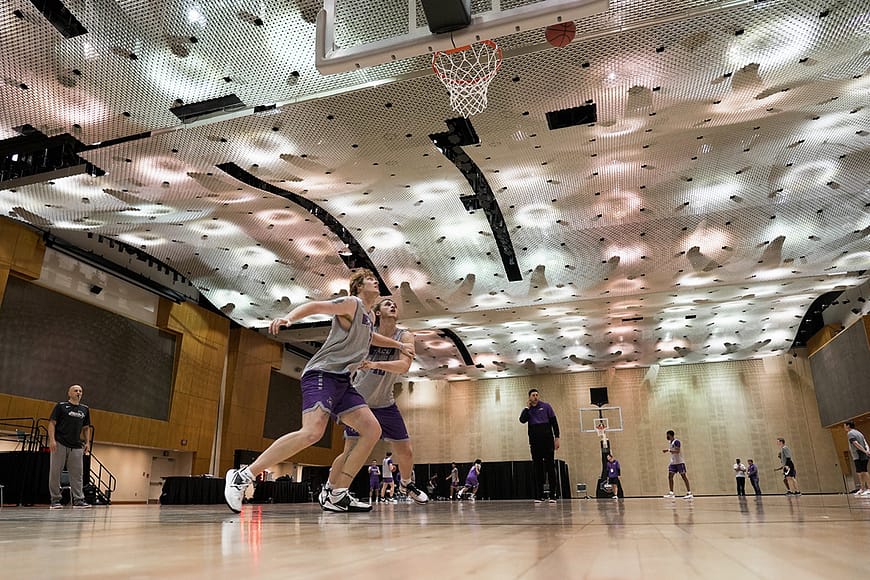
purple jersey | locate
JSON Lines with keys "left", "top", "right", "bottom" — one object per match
{"left": 369, "top": 465, "right": 380, "bottom": 486}
{"left": 465, "top": 464, "right": 480, "bottom": 486}
{"left": 607, "top": 459, "right": 620, "bottom": 478}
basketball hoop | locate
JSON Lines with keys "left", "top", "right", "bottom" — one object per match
{"left": 432, "top": 40, "right": 503, "bottom": 117}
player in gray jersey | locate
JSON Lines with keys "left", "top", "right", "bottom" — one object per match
{"left": 324, "top": 298, "right": 429, "bottom": 504}
{"left": 224, "top": 270, "right": 413, "bottom": 514}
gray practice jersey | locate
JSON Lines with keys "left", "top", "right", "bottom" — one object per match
{"left": 353, "top": 328, "right": 406, "bottom": 408}
{"left": 303, "top": 296, "right": 374, "bottom": 375}
{"left": 847, "top": 428, "right": 869, "bottom": 460}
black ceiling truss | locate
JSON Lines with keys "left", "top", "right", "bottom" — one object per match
{"left": 429, "top": 117, "right": 522, "bottom": 282}
{"left": 439, "top": 328, "right": 480, "bottom": 367}
{"left": 792, "top": 290, "right": 844, "bottom": 348}
{"left": 217, "top": 162, "right": 390, "bottom": 296}
{"left": 0, "top": 129, "right": 104, "bottom": 188}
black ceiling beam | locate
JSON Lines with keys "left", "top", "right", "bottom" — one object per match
{"left": 439, "top": 328, "right": 479, "bottom": 367}
{"left": 429, "top": 118, "right": 522, "bottom": 281}
{"left": 0, "top": 131, "right": 104, "bottom": 187}
{"left": 216, "top": 163, "right": 390, "bottom": 296}
{"left": 28, "top": 0, "right": 88, "bottom": 38}
{"left": 792, "top": 290, "right": 843, "bottom": 348}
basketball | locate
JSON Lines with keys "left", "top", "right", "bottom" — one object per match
{"left": 545, "top": 22, "right": 576, "bottom": 47}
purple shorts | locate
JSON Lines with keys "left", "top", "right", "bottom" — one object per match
{"left": 344, "top": 404, "right": 410, "bottom": 442}
{"left": 668, "top": 463, "right": 687, "bottom": 474}
{"left": 301, "top": 370, "right": 367, "bottom": 422}
{"left": 369, "top": 478, "right": 380, "bottom": 490}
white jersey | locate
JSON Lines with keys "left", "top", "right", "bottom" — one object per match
{"left": 669, "top": 439, "right": 684, "bottom": 465}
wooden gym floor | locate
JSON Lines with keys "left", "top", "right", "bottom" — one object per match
{"left": 2, "top": 494, "right": 868, "bottom": 579}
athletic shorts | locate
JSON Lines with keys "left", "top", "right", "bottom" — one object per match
{"left": 783, "top": 460, "right": 796, "bottom": 477}
{"left": 607, "top": 477, "right": 620, "bottom": 485}
{"left": 668, "top": 463, "right": 687, "bottom": 474}
{"left": 301, "top": 370, "right": 367, "bottom": 422}
{"left": 344, "top": 404, "right": 410, "bottom": 442}
{"left": 854, "top": 458, "right": 869, "bottom": 473}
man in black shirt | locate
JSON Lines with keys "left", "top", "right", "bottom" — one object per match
{"left": 48, "top": 385, "right": 92, "bottom": 509}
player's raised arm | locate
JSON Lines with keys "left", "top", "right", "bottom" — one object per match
{"left": 268, "top": 297, "right": 358, "bottom": 335}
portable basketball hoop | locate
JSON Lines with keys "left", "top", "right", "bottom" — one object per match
{"left": 432, "top": 40, "right": 502, "bottom": 117}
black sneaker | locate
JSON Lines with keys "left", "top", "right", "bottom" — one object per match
{"left": 401, "top": 482, "right": 429, "bottom": 504}
{"left": 72, "top": 500, "right": 91, "bottom": 509}
{"left": 49, "top": 502, "right": 63, "bottom": 510}
{"left": 322, "top": 490, "right": 372, "bottom": 513}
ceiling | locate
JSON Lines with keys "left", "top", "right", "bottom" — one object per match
{"left": 1, "top": 0, "right": 869, "bottom": 381}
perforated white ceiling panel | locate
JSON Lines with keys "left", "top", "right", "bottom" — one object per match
{"left": 2, "top": 0, "right": 869, "bottom": 380}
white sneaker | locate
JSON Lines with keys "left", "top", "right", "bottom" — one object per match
{"left": 612, "top": 495, "right": 618, "bottom": 499}
{"left": 224, "top": 469, "right": 251, "bottom": 513}
{"left": 318, "top": 486, "right": 330, "bottom": 507}
{"left": 683, "top": 492, "right": 694, "bottom": 500}
{"left": 534, "top": 498, "right": 543, "bottom": 504}
{"left": 663, "top": 492, "right": 675, "bottom": 498}
{"left": 853, "top": 490, "right": 864, "bottom": 496}
{"left": 861, "top": 489, "right": 870, "bottom": 496}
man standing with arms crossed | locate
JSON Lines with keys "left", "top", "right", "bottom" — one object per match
{"left": 323, "top": 298, "right": 428, "bottom": 506}
{"left": 223, "top": 270, "right": 412, "bottom": 513}
{"left": 520, "top": 388, "right": 561, "bottom": 503}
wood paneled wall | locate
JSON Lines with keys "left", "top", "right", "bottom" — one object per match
{"left": 807, "top": 323, "right": 844, "bottom": 355}
{"left": 219, "top": 328, "right": 342, "bottom": 474}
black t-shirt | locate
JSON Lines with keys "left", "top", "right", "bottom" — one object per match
{"left": 50, "top": 401, "right": 90, "bottom": 449}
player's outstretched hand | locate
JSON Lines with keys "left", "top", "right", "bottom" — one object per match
{"left": 269, "top": 317, "right": 290, "bottom": 335}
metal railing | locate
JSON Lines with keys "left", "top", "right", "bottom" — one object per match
{"left": 0, "top": 418, "right": 40, "bottom": 452}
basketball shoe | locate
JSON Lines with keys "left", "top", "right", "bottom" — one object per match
{"left": 224, "top": 468, "right": 252, "bottom": 513}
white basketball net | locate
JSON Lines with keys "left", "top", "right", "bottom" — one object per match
{"left": 432, "top": 40, "right": 503, "bottom": 117}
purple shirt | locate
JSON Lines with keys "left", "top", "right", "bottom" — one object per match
{"left": 607, "top": 460, "right": 620, "bottom": 478}
{"left": 519, "top": 401, "right": 560, "bottom": 441}
{"left": 465, "top": 465, "right": 480, "bottom": 486}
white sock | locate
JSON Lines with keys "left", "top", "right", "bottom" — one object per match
{"left": 329, "top": 487, "right": 347, "bottom": 498}
{"left": 239, "top": 467, "right": 254, "bottom": 481}
{"left": 401, "top": 479, "right": 411, "bottom": 487}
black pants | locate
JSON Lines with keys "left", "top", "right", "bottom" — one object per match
{"left": 530, "top": 441, "right": 557, "bottom": 500}
{"left": 736, "top": 477, "right": 746, "bottom": 496}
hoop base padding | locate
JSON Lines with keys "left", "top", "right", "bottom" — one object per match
{"left": 421, "top": 0, "right": 471, "bottom": 34}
